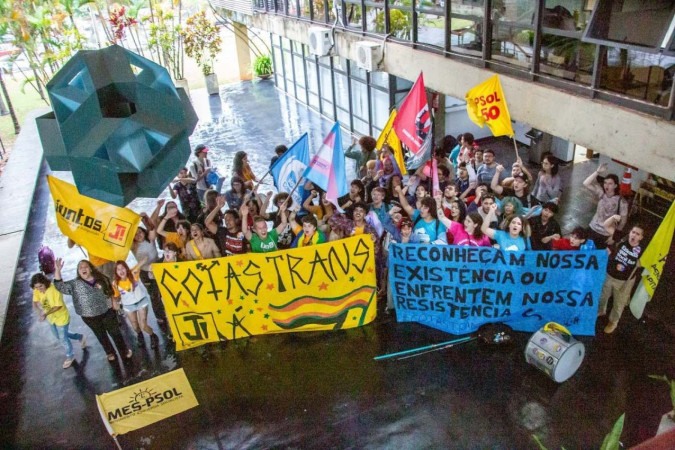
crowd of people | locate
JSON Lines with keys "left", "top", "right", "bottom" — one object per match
{"left": 33, "top": 133, "right": 648, "bottom": 369}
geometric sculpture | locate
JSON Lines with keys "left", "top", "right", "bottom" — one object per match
{"left": 36, "top": 45, "right": 198, "bottom": 206}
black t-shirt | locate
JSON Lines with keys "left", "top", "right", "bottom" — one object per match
{"left": 607, "top": 240, "right": 642, "bottom": 280}
{"left": 529, "top": 216, "right": 561, "bottom": 251}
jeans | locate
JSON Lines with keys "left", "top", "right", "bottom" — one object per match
{"left": 49, "top": 322, "right": 82, "bottom": 359}
{"left": 81, "top": 309, "right": 129, "bottom": 357}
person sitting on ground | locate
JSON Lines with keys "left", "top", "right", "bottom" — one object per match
{"left": 531, "top": 153, "right": 563, "bottom": 203}
{"left": 232, "top": 150, "right": 259, "bottom": 190}
{"left": 112, "top": 260, "right": 159, "bottom": 349}
{"left": 529, "top": 201, "right": 562, "bottom": 251}
{"left": 396, "top": 185, "right": 447, "bottom": 244}
{"left": 170, "top": 167, "right": 201, "bottom": 224}
{"left": 269, "top": 144, "right": 288, "bottom": 168}
{"left": 434, "top": 194, "right": 491, "bottom": 247}
{"left": 53, "top": 258, "right": 132, "bottom": 362}
{"left": 205, "top": 196, "right": 247, "bottom": 256}
{"left": 598, "top": 224, "right": 646, "bottom": 334}
{"left": 184, "top": 223, "right": 221, "bottom": 261}
{"left": 583, "top": 162, "right": 628, "bottom": 249}
{"left": 303, "top": 189, "right": 337, "bottom": 234}
{"left": 291, "top": 214, "right": 327, "bottom": 248}
{"left": 345, "top": 135, "right": 378, "bottom": 179}
{"left": 551, "top": 227, "right": 596, "bottom": 251}
{"left": 481, "top": 203, "right": 531, "bottom": 251}
{"left": 241, "top": 201, "right": 288, "bottom": 253}
{"left": 31, "top": 273, "right": 86, "bottom": 369}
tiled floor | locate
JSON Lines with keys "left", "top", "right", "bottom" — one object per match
{"left": 0, "top": 81, "right": 672, "bottom": 449}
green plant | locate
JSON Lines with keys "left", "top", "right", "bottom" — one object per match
{"left": 180, "top": 10, "right": 222, "bottom": 76}
{"left": 374, "top": 9, "right": 411, "bottom": 40}
{"left": 531, "top": 413, "right": 624, "bottom": 450}
{"left": 649, "top": 374, "right": 675, "bottom": 417}
{"left": 147, "top": 3, "right": 185, "bottom": 80}
{"left": 253, "top": 54, "right": 273, "bottom": 77}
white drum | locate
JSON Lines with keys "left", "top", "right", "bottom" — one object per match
{"left": 524, "top": 322, "right": 585, "bottom": 383}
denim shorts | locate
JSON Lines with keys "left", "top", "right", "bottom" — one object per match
{"left": 122, "top": 296, "right": 150, "bottom": 313}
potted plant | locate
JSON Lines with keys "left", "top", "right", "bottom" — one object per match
{"left": 649, "top": 375, "right": 675, "bottom": 434}
{"left": 253, "top": 54, "right": 273, "bottom": 80}
{"left": 181, "top": 11, "right": 222, "bottom": 95}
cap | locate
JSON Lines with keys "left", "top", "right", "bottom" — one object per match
{"left": 194, "top": 144, "right": 208, "bottom": 155}
{"left": 513, "top": 174, "right": 527, "bottom": 183}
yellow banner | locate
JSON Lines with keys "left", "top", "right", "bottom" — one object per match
{"left": 47, "top": 176, "right": 140, "bottom": 261}
{"left": 96, "top": 368, "right": 198, "bottom": 436}
{"left": 376, "top": 109, "right": 407, "bottom": 175}
{"left": 465, "top": 75, "right": 514, "bottom": 137}
{"left": 152, "top": 236, "right": 378, "bottom": 350}
{"left": 640, "top": 201, "right": 675, "bottom": 297}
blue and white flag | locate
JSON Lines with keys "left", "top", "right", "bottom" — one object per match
{"left": 270, "top": 133, "right": 310, "bottom": 209}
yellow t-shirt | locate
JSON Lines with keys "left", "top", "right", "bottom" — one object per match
{"left": 33, "top": 284, "right": 70, "bottom": 326}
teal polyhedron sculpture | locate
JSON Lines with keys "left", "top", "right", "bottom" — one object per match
{"left": 36, "top": 45, "right": 198, "bottom": 206}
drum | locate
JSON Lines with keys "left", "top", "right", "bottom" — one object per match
{"left": 524, "top": 322, "right": 585, "bottom": 383}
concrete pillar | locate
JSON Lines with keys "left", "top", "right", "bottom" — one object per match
{"left": 233, "top": 23, "right": 252, "bottom": 81}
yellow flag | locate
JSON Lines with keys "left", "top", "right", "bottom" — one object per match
{"left": 96, "top": 368, "right": 199, "bottom": 436}
{"left": 630, "top": 201, "right": 675, "bottom": 318}
{"left": 376, "top": 109, "right": 407, "bottom": 175}
{"left": 465, "top": 75, "right": 514, "bottom": 137}
{"left": 47, "top": 176, "right": 141, "bottom": 261}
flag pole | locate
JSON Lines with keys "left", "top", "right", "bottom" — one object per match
{"left": 374, "top": 336, "right": 474, "bottom": 361}
{"left": 511, "top": 136, "right": 520, "bottom": 160}
{"left": 282, "top": 176, "right": 305, "bottom": 208}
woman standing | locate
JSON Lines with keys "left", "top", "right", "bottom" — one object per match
{"left": 112, "top": 261, "right": 159, "bottom": 349}
{"left": 232, "top": 151, "right": 258, "bottom": 190}
{"left": 532, "top": 153, "right": 562, "bottom": 203}
{"left": 53, "top": 259, "right": 132, "bottom": 362}
{"left": 481, "top": 203, "right": 531, "bottom": 251}
{"left": 131, "top": 226, "right": 166, "bottom": 329}
{"left": 31, "top": 273, "right": 85, "bottom": 369}
{"left": 434, "top": 195, "right": 490, "bottom": 247}
{"left": 185, "top": 223, "right": 221, "bottom": 261}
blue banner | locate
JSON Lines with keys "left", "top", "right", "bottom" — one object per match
{"left": 389, "top": 245, "right": 608, "bottom": 336}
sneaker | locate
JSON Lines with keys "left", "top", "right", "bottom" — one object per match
{"left": 63, "top": 358, "right": 74, "bottom": 369}
{"left": 604, "top": 321, "right": 618, "bottom": 334}
{"left": 80, "top": 336, "right": 87, "bottom": 349}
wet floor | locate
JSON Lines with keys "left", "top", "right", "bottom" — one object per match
{"left": 1, "top": 80, "right": 673, "bottom": 449}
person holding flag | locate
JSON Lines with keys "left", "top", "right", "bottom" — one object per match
{"left": 270, "top": 133, "right": 310, "bottom": 211}
{"left": 303, "top": 122, "right": 350, "bottom": 207}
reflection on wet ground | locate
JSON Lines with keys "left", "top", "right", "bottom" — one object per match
{"left": 0, "top": 81, "right": 670, "bottom": 449}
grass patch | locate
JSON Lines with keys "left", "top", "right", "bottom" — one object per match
{"left": 0, "top": 73, "right": 47, "bottom": 149}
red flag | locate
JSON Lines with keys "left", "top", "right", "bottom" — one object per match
{"left": 393, "top": 73, "right": 430, "bottom": 155}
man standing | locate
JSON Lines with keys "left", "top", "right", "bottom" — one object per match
{"left": 598, "top": 224, "right": 645, "bottom": 334}
{"left": 204, "top": 196, "right": 247, "bottom": 256}
{"left": 476, "top": 148, "right": 502, "bottom": 185}
{"left": 241, "top": 202, "right": 288, "bottom": 253}
{"left": 170, "top": 167, "right": 201, "bottom": 223}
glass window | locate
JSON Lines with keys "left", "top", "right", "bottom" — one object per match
{"left": 584, "top": 0, "right": 675, "bottom": 50}
{"left": 351, "top": 79, "right": 369, "bottom": 121}
{"left": 450, "top": 0, "right": 484, "bottom": 56}
{"left": 294, "top": 54, "right": 306, "bottom": 89}
{"left": 490, "top": 0, "right": 536, "bottom": 69}
{"left": 371, "top": 71, "right": 390, "bottom": 89}
{"left": 343, "top": 0, "right": 364, "bottom": 30}
{"left": 334, "top": 72, "right": 350, "bottom": 110}
{"left": 336, "top": 106, "right": 351, "bottom": 127}
{"left": 353, "top": 117, "right": 369, "bottom": 136}
{"left": 370, "top": 87, "right": 390, "bottom": 130}
{"left": 387, "top": 6, "right": 413, "bottom": 42}
{"left": 367, "top": 6, "right": 385, "bottom": 35}
{"left": 418, "top": 1, "right": 446, "bottom": 49}
{"left": 319, "top": 65, "right": 333, "bottom": 103}
{"left": 599, "top": 46, "right": 675, "bottom": 106}
{"left": 350, "top": 63, "right": 367, "bottom": 81}
{"left": 309, "top": 92, "right": 320, "bottom": 110}
{"left": 306, "top": 59, "right": 319, "bottom": 95}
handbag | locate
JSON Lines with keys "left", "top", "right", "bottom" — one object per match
{"left": 206, "top": 169, "right": 221, "bottom": 187}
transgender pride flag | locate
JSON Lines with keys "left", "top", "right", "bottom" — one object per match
{"left": 303, "top": 122, "right": 349, "bottom": 205}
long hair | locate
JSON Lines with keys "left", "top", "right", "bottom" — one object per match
{"left": 113, "top": 260, "right": 136, "bottom": 288}
{"left": 232, "top": 151, "right": 248, "bottom": 177}
{"left": 507, "top": 215, "right": 531, "bottom": 238}
{"left": 77, "top": 260, "right": 114, "bottom": 297}
{"left": 467, "top": 212, "right": 485, "bottom": 239}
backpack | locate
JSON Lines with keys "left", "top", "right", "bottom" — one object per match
{"left": 38, "top": 245, "right": 56, "bottom": 274}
